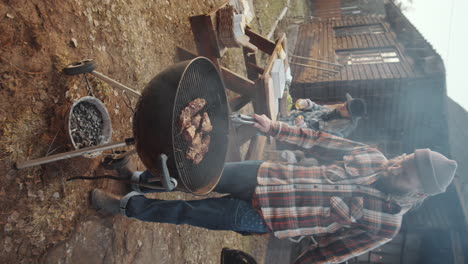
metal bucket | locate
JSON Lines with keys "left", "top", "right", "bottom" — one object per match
{"left": 66, "top": 96, "right": 112, "bottom": 158}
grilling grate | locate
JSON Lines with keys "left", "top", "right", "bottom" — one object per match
{"left": 172, "top": 59, "right": 229, "bottom": 194}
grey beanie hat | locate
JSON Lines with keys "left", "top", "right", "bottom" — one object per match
{"left": 413, "top": 149, "right": 458, "bottom": 195}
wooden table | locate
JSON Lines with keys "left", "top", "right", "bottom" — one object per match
{"left": 185, "top": 2, "right": 288, "bottom": 161}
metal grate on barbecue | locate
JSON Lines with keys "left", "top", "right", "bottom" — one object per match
{"left": 172, "top": 58, "right": 229, "bottom": 195}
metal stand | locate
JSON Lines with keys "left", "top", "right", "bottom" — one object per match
{"left": 15, "top": 59, "right": 178, "bottom": 192}
{"left": 15, "top": 138, "right": 135, "bottom": 170}
{"left": 15, "top": 59, "right": 142, "bottom": 170}
{"left": 90, "top": 71, "right": 141, "bottom": 99}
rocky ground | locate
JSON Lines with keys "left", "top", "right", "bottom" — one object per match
{"left": 0, "top": 0, "right": 308, "bottom": 263}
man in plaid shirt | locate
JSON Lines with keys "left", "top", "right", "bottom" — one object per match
{"left": 91, "top": 114, "right": 457, "bottom": 264}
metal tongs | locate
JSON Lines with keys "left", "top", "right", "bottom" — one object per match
{"left": 230, "top": 114, "right": 269, "bottom": 139}
{"left": 230, "top": 113, "right": 258, "bottom": 125}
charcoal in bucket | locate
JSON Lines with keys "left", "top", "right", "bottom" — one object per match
{"left": 70, "top": 101, "right": 104, "bottom": 148}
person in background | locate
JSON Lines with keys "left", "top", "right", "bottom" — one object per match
{"left": 277, "top": 93, "right": 367, "bottom": 165}
{"left": 90, "top": 114, "right": 457, "bottom": 264}
{"left": 279, "top": 93, "right": 367, "bottom": 138}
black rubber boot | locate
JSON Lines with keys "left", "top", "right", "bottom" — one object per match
{"left": 90, "top": 189, "right": 121, "bottom": 215}
{"left": 102, "top": 155, "right": 135, "bottom": 179}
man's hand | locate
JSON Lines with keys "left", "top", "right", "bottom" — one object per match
{"left": 253, "top": 114, "right": 272, "bottom": 133}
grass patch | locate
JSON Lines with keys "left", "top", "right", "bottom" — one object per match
{"left": 288, "top": 0, "right": 311, "bottom": 18}
{"left": 251, "top": 0, "right": 288, "bottom": 35}
{"left": 0, "top": 111, "right": 47, "bottom": 161}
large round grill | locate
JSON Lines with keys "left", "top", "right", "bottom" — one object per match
{"left": 172, "top": 59, "right": 229, "bottom": 194}
{"left": 133, "top": 57, "right": 229, "bottom": 195}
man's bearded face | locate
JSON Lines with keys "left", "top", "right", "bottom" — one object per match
{"left": 379, "top": 154, "right": 423, "bottom": 196}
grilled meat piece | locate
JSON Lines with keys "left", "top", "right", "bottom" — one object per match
{"left": 185, "top": 133, "right": 210, "bottom": 165}
{"left": 178, "top": 98, "right": 206, "bottom": 132}
{"left": 192, "top": 135, "right": 210, "bottom": 164}
{"left": 192, "top": 153, "right": 204, "bottom": 165}
{"left": 191, "top": 114, "right": 202, "bottom": 129}
{"left": 179, "top": 98, "right": 211, "bottom": 165}
{"left": 182, "top": 125, "right": 197, "bottom": 142}
{"left": 200, "top": 112, "right": 213, "bottom": 133}
{"left": 187, "top": 98, "right": 206, "bottom": 116}
{"left": 200, "top": 134, "right": 210, "bottom": 154}
{"left": 185, "top": 145, "right": 198, "bottom": 161}
{"left": 185, "top": 134, "right": 203, "bottom": 164}
{"left": 179, "top": 107, "right": 192, "bottom": 132}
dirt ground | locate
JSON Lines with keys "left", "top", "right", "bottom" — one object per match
{"left": 0, "top": 0, "right": 312, "bottom": 262}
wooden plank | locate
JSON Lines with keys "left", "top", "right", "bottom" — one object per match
{"left": 322, "top": 20, "right": 330, "bottom": 83}
{"left": 252, "top": 79, "right": 268, "bottom": 116}
{"left": 252, "top": 76, "right": 278, "bottom": 121}
{"left": 176, "top": 46, "right": 197, "bottom": 61}
{"left": 246, "top": 62, "right": 264, "bottom": 76}
{"left": 245, "top": 28, "right": 276, "bottom": 55}
{"left": 226, "top": 126, "right": 242, "bottom": 162}
{"left": 381, "top": 58, "right": 394, "bottom": 79}
{"left": 235, "top": 124, "right": 259, "bottom": 145}
{"left": 279, "top": 90, "right": 289, "bottom": 117}
{"left": 177, "top": 46, "right": 259, "bottom": 89}
{"left": 229, "top": 95, "right": 251, "bottom": 112}
{"left": 369, "top": 62, "right": 382, "bottom": 80}
{"left": 362, "top": 64, "right": 373, "bottom": 80}
{"left": 262, "top": 33, "right": 285, "bottom": 76}
{"left": 330, "top": 19, "right": 339, "bottom": 82}
{"left": 264, "top": 74, "right": 278, "bottom": 121}
{"left": 189, "top": 15, "right": 222, "bottom": 60}
{"left": 245, "top": 135, "right": 267, "bottom": 160}
{"left": 243, "top": 47, "right": 260, "bottom": 81}
{"left": 221, "top": 67, "right": 256, "bottom": 97}
{"left": 206, "top": 0, "right": 230, "bottom": 16}
{"left": 376, "top": 63, "right": 388, "bottom": 79}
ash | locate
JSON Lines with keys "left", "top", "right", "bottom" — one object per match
{"left": 70, "top": 101, "right": 104, "bottom": 148}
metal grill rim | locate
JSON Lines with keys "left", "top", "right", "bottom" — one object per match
{"left": 171, "top": 58, "right": 229, "bottom": 194}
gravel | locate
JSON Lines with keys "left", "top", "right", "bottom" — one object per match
{"left": 70, "top": 101, "right": 104, "bottom": 148}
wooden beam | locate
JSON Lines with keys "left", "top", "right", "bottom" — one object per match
{"left": 221, "top": 67, "right": 256, "bottom": 97}
{"left": 245, "top": 28, "right": 276, "bottom": 55}
{"left": 206, "top": 0, "right": 230, "bottom": 16}
{"left": 246, "top": 62, "right": 264, "bottom": 76}
{"left": 177, "top": 46, "right": 256, "bottom": 99}
{"left": 189, "top": 14, "right": 223, "bottom": 69}
{"left": 263, "top": 33, "right": 286, "bottom": 76}
{"left": 229, "top": 95, "right": 251, "bottom": 112}
{"left": 176, "top": 46, "right": 197, "bottom": 61}
{"left": 252, "top": 79, "right": 268, "bottom": 116}
{"left": 245, "top": 135, "right": 267, "bottom": 160}
{"left": 235, "top": 124, "right": 259, "bottom": 145}
{"left": 226, "top": 127, "right": 242, "bottom": 162}
{"left": 243, "top": 47, "right": 261, "bottom": 81}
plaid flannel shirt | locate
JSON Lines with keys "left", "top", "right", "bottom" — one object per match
{"left": 251, "top": 121, "right": 404, "bottom": 264}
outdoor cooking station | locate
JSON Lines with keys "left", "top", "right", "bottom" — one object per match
{"left": 14, "top": 0, "right": 289, "bottom": 195}
{"left": 183, "top": 0, "right": 289, "bottom": 161}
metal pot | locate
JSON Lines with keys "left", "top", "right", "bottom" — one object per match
{"left": 66, "top": 96, "right": 112, "bottom": 158}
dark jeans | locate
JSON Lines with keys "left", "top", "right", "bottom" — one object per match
{"left": 123, "top": 161, "right": 269, "bottom": 234}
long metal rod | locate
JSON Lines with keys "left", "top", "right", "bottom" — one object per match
{"left": 90, "top": 71, "right": 141, "bottom": 98}
{"left": 15, "top": 140, "right": 131, "bottom": 170}
{"left": 289, "top": 54, "right": 343, "bottom": 67}
{"left": 289, "top": 62, "right": 340, "bottom": 73}
{"left": 266, "top": 5, "right": 289, "bottom": 40}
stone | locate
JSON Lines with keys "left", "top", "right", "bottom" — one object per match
{"left": 4, "top": 236, "right": 13, "bottom": 252}
{"left": 71, "top": 38, "right": 78, "bottom": 47}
